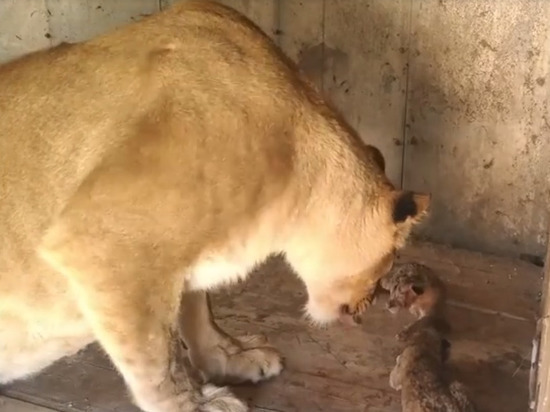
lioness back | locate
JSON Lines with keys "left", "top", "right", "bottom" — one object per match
{"left": 0, "top": 1, "right": 302, "bottom": 238}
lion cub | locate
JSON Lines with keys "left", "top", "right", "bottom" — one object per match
{"left": 380, "top": 262, "right": 446, "bottom": 318}
{"left": 389, "top": 317, "right": 477, "bottom": 412}
{"left": 380, "top": 262, "right": 450, "bottom": 341}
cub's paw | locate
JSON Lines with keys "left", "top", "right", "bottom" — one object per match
{"left": 396, "top": 328, "right": 410, "bottom": 342}
{"left": 200, "top": 384, "right": 248, "bottom": 412}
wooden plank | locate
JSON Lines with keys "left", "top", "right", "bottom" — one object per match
{"left": 0, "top": 397, "right": 59, "bottom": 412}
{"left": 323, "top": 0, "right": 411, "bottom": 187}
{"left": 3, "top": 243, "right": 538, "bottom": 412}
{"left": 45, "top": 0, "right": 160, "bottom": 44}
{"left": 403, "top": 0, "right": 550, "bottom": 256}
{"left": 0, "top": 0, "right": 51, "bottom": 63}
{"left": 278, "top": 1, "right": 325, "bottom": 89}
{"left": 400, "top": 242, "right": 543, "bottom": 321}
{"left": 3, "top": 350, "right": 137, "bottom": 412}
{"left": 535, "top": 235, "right": 550, "bottom": 411}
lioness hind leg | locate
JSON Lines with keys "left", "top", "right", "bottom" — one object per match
{"left": 40, "top": 232, "right": 247, "bottom": 412}
{"left": 180, "top": 291, "right": 284, "bottom": 385}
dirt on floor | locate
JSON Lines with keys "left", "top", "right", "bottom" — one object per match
{"left": 0, "top": 242, "right": 543, "bottom": 412}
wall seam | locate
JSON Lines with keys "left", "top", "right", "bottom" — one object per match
{"left": 399, "top": 0, "right": 414, "bottom": 190}
{"left": 321, "top": 0, "right": 326, "bottom": 94}
{"left": 274, "top": 0, "right": 282, "bottom": 47}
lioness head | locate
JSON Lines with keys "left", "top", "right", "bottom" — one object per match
{"left": 295, "top": 189, "right": 430, "bottom": 326}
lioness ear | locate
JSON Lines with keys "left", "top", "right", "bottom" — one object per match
{"left": 392, "top": 191, "right": 431, "bottom": 223}
{"left": 365, "top": 144, "right": 385, "bottom": 172}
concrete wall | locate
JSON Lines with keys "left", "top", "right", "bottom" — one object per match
{"left": 0, "top": 0, "right": 548, "bottom": 258}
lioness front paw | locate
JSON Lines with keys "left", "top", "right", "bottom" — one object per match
{"left": 227, "top": 340, "right": 283, "bottom": 383}
{"left": 200, "top": 384, "right": 248, "bottom": 412}
{"left": 196, "top": 334, "right": 284, "bottom": 385}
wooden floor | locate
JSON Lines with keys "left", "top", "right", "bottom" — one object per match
{"left": 0, "top": 242, "right": 543, "bottom": 412}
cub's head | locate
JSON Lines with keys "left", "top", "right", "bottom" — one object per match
{"left": 381, "top": 263, "right": 431, "bottom": 314}
{"left": 298, "top": 189, "right": 431, "bottom": 326}
{"left": 386, "top": 281, "right": 426, "bottom": 314}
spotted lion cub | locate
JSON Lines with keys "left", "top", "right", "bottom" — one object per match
{"left": 0, "top": 1, "right": 429, "bottom": 411}
{"left": 380, "top": 262, "right": 450, "bottom": 341}
{"left": 389, "top": 317, "right": 477, "bottom": 412}
{"left": 380, "top": 262, "right": 446, "bottom": 318}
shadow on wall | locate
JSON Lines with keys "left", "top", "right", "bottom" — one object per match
{"left": 290, "top": 1, "right": 550, "bottom": 258}
{"left": 403, "top": 1, "right": 550, "bottom": 258}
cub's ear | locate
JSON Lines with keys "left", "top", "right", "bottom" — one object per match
{"left": 392, "top": 191, "right": 431, "bottom": 224}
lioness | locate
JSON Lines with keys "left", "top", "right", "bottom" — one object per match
{"left": 0, "top": 1, "right": 430, "bottom": 411}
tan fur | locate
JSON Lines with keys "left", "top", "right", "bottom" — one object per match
{"left": 0, "top": 2, "right": 429, "bottom": 411}
{"left": 389, "top": 318, "right": 476, "bottom": 412}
